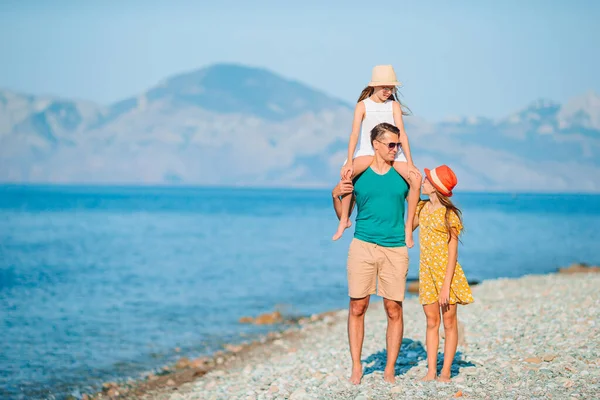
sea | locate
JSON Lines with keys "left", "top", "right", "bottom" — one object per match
{"left": 1, "top": 185, "right": 599, "bottom": 399}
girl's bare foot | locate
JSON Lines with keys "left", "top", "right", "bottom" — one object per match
{"left": 332, "top": 220, "right": 352, "bottom": 241}
{"left": 349, "top": 364, "right": 363, "bottom": 385}
{"left": 383, "top": 366, "right": 395, "bottom": 383}
{"left": 420, "top": 372, "right": 437, "bottom": 382}
{"left": 437, "top": 373, "right": 451, "bottom": 383}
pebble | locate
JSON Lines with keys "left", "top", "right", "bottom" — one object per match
{"left": 148, "top": 274, "right": 600, "bottom": 400}
{"left": 323, "top": 375, "right": 338, "bottom": 386}
{"left": 205, "top": 381, "right": 216, "bottom": 389}
{"left": 290, "top": 388, "right": 314, "bottom": 400}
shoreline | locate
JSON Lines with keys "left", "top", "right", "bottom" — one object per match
{"left": 83, "top": 265, "right": 598, "bottom": 399}
{"left": 83, "top": 310, "right": 344, "bottom": 400}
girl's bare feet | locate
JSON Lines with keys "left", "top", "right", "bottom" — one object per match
{"left": 420, "top": 372, "right": 437, "bottom": 382}
{"left": 383, "top": 367, "right": 395, "bottom": 383}
{"left": 349, "top": 364, "right": 363, "bottom": 385}
{"left": 332, "top": 220, "right": 352, "bottom": 241}
{"left": 437, "top": 373, "right": 451, "bottom": 383}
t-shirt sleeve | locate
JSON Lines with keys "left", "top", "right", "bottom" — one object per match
{"left": 448, "top": 210, "right": 463, "bottom": 235}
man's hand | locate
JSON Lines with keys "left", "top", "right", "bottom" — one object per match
{"left": 332, "top": 179, "right": 354, "bottom": 198}
{"left": 405, "top": 229, "right": 414, "bottom": 248}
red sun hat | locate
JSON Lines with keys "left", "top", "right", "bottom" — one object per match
{"left": 424, "top": 165, "right": 458, "bottom": 197}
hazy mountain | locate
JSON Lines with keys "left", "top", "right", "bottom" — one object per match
{"left": 1, "top": 63, "right": 599, "bottom": 192}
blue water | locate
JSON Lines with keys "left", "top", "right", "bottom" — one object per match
{"left": 1, "top": 185, "right": 599, "bottom": 399}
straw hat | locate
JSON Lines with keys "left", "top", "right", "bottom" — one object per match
{"left": 424, "top": 165, "right": 458, "bottom": 197}
{"left": 368, "top": 65, "right": 401, "bottom": 87}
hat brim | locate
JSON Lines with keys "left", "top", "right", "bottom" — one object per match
{"left": 424, "top": 168, "right": 453, "bottom": 197}
{"left": 368, "top": 81, "right": 402, "bottom": 87}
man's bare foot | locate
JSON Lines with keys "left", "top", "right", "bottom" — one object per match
{"left": 383, "top": 367, "right": 395, "bottom": 383}
{"left": 437, "top": 373, "right": 451, "bottom": 383}
{"left": 420, "top": 372, "right": 437, "bottom": 382}
{"left": 332, "top": 220, "right": 351, "bottom": 241}
{"left": 349, "top": 365, "right": 363, "bottom": 385}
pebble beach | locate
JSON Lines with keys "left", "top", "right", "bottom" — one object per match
{"left": 95, "top": 272, "right": 599, "bottom": 400}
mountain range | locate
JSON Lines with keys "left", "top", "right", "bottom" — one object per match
{"left": 1, "top": 63, "right": 599, "bottom": 192}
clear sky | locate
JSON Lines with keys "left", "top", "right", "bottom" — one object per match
{"left": 1, "top": 0, "right": 598, "bottom": 120}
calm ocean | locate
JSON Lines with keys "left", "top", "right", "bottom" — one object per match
{"left": 1, "top": 185, "right": 599, "bottom": 399}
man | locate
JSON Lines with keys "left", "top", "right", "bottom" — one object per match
{"left": 332, "top": 122, "right": 416, "bottom": 384}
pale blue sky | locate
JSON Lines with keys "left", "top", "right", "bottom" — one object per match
{"left": 1, "top": 0, "right": 598, "bottom": 120}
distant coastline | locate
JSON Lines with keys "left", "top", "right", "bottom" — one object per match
{"left": 2, "top": 183, "right": 600, "bottom": 196}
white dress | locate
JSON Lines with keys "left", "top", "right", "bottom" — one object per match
{"left": 353, "top": 98, "right": 407, "bottom": 161}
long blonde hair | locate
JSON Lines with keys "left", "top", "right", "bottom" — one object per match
{"left": 418, "top": 194, "right": 463, "bottom": 242}
{"left": 357, "top": 86, "right": 411, "bottom": 116}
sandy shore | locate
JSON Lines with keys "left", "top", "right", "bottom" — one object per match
{"left": 93, "top": 272, "right": 599, "bottom": 400}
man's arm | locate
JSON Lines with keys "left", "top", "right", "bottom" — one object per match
{"left": 332, "top": 179, "right": 355, "bottom": 220}
{"left": 412, "top": 209, "right": 420, "bottom": 232}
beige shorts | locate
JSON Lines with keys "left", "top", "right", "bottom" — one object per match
{"left": 347, "top": 238, "right": 409, "bottom": 301}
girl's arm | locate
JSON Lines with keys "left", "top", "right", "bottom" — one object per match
{"left": 439, "top": 227, "right": 459, "bottom": 307}
{"left": 392, "top": 102, "right": 415, "bottom": 166}
{"left": 341, "top": 102, "right": 366, "bottom": 178}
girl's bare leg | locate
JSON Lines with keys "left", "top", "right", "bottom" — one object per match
{"left": 333, "top": 156, "right": 373, "bottom": 241}
{"left": 421, "top": 303, "right": 440, "bottom": 381}
{"left": 392, "top": 162, "right": 422, "bottom": 248}
{"left": 438, "top": 304, "right": 458, "bottom": 382}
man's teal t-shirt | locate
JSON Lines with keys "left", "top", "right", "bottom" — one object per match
{"left": 353, "top": 167, "right": 409, "bottom": 247}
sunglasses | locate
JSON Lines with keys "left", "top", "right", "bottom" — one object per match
{"left": 380, "top": 86, "right": 396, "bottom": 93}
{"left": 376, "top": 140, "right": 402, "bottom": 150}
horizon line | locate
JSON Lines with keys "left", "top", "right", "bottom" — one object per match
{"left": 1, "top": 182, "right": 599, "bottom": 196}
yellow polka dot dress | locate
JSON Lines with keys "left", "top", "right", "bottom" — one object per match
{"left": 418, "top": 201, "right": 474, "bottom": 305}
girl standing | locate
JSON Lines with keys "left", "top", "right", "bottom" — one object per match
{"left": 333, "top": 65, "right": 421, "bottom": 243}
{"left": 413, "top": 165, "right": 474, "bottom": 382}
